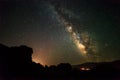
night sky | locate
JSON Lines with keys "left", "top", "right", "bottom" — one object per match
{"left": 0, "top": 0, "right": 120, "bottom": 65}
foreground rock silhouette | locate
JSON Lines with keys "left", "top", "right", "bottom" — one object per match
{"left": 0, "top": 44, "right": 44, "bottom": 80}
{"left": 0, "top": 43, "right": 120, "bottom": 80}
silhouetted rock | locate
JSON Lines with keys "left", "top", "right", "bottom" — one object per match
{"left": 0, "top": 44, "right": 44, "bottom": 80}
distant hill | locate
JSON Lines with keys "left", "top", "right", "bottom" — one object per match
{"left": 73, "top": 60, "right": 120, "bottom": 71}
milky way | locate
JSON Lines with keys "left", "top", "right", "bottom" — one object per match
{"left": 49, "top": 2, "right": 98, "bottom": 59}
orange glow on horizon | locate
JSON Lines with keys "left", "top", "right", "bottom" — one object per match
{"left": 80, "top": 67, "right": 86, "bottom": 70}
{"left": 80, "top": 67, "right": 90, "bottom": 71}
{"left": 32, "top": 57, "right": 45, "bottom": 66}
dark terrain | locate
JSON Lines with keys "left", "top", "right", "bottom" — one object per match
{"left": 0, "top": 44, "right": 120, "bottom": 80}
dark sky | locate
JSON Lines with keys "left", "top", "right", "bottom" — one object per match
{"left": 0, "top": 0, "right": 120, "bottom": 65}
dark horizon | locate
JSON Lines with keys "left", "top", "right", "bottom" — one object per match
{"left": 0, "top": 43, "right": 120, "bottom": 80}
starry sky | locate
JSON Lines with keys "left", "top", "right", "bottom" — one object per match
{"left": 0, "top": 0, "right": 120, "bottom": 65}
